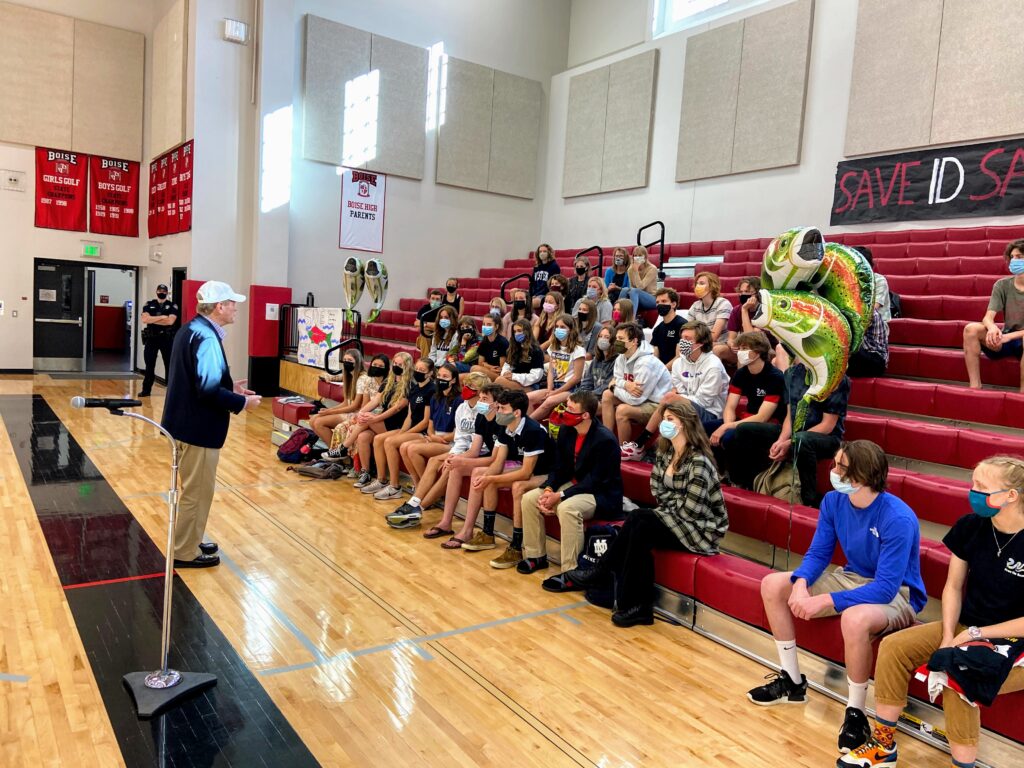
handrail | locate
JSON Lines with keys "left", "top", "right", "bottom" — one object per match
{"left": 575, "top": 245, "right": 604, "bottom": 278}
{"left": 637, "top": 220, "right": 667, "bottom": 273}
{"left": 500, "top": 272, "right": 532, "bottom": 304}
{"left": 323, "top": 338, "right": 364, "bottom": 375}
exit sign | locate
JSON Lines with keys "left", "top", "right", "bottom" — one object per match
{"left": 82, "top": 242, "right": 102, "bottom": 258}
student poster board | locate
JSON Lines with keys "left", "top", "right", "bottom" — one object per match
{"left": 296, "top": 307, "right": 345, "bottom": 368}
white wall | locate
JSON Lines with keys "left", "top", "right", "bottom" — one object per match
{"left": 568, "top": 0, "right": 649, "bottom": 67}
{"left": 281, "top": 0, "right": 571, "bottom": 313}
{"left": 91, "top": 267, "right": 135, "bottom": 306}
{"left": 541, "top": 0, "right": 1024, "bottom": 251}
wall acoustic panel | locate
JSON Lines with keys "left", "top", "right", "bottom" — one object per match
{"left": 488, "top": 71, "right": 542, "bottom": 198}
{"left": 675, "top": 22, "right": 743, "bottom": 182}
{"left": 150, "top": 0, "right": 187, "bottom": 157}
{"left": 601, "top": 49, "right": 658, "bottom": 192}
{"left": 732, "top": 0, "right": 813, "bottom": 173}
{"left": 562, "top": 66, "right": 609, "bottom": 197}
{"left": 435, "top": 58, "right": 494, "bottom": 191}
{"left": 367, "top": 34, "right": 428, "bottom": 179}
{"left": 931, "top": 0, "right": 1024, "bottom": 146}
{"left": 72, "top": 21, "right": 145, "bottom": 161}
{"left": 844, "top": 0, "right": 942, "bottom": 157}
{"left": 0, "top": 2, "right": 74, "bottom": 148}
{"left": 301, "top": 15, "right": 371, "bottom": 166}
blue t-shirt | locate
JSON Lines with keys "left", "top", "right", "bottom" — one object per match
{"left": 792, "top": 490, "right": 927, "bottom": 613}
{"left": 430, "top": 394, "right": 461, "bottom": 433}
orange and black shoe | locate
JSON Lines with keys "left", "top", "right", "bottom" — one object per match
{"left": 837, "top": 738, "right": 897, "bottom": 768}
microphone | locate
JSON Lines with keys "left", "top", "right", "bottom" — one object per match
{"left": 70, "top": 396, "right": 143, "bottom": 411}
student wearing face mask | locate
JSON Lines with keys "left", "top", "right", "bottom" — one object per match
{"left": 533, "top": 291, "right": 564, "bottom": 348}
{"left": 447, "top": 318, "right": 480, "bottom": 374}
{"left": 746, "top": 441, "right": 926, "bottom": 757}
{"left": 548, "top": 273, "right": 570, "bottom": 299}
{"left": 321, "top": 353, "right": 389, "bottom": 464}
{"left": 350, "top": 352, "right": 414, "bottom": 487}
{"left": 604, "top": 247, "right": 631, "bottom": 301}
{"left": 574, "top": 299, "right": 600, "bottom": 355}
{"left": 600, "top": 322, "right": 673, "bottom": 444}
{"left": 963, "top": 241, "right": 1024, "bottom": 391}
{"left": 843, "top": 454, "right": 1024, "bottom": 768}
{"left": 619, "top": 246, "right": 658, "bottom": 312}
{"left": 471, "top": 315, "right": 510, "bottom": 381}
{"left": 571, "top": 277, "right": 613, "bottom": 325}
{"left": 611, "top": 298, "right": 635, "bottom": 327}
{"left": 580, "top": 326, "right": 617, "bottom": 396}
{"left": 689, "top": 271, "right": 733, "bottom": 343}
{"left": 497, "top": 320, "right": 546, "bottom": 390}
{"left": 415, "top": 288, "right": 445, "bottom": 357}
{"left": 396, "top": 362, "right": 462, "bottom": 492}
{"left": 528, "top": 314, "right": 586, "bottom": 421}
{"left": 309, "top": 349, "right": 367, "bottom": 443}
{"left": 649, "top": 288, "right": 685, "bottom": 365}
{"left": 715, "top": 277, "right": 764, "bottom": 366}
{"left": 428, "top": 305, "right": 460, "bottom": 367}
{"left": 139, "top": 283, "right": 180, "bottom": 397}
{"left": 620, "top": 321, "right": 728, "bottom": 461}
{"left": 531, "top": 243, "right": 560, "bottom": 297}
{"left": 566, "top": 256, "right": 591, "bottom": 307}
{"left": 567, "top": 401, "right": 728, "bottom": 627}
{"left": 361, "top": 357, "right": 437, "bottom": 500}
{"left": 503, "top": 289, "right": 533, "bottom": 339}
{"left": 442, "top": 277, "right": 464, "bottom": 317}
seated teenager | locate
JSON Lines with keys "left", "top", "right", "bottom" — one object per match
{"left": 604, "top": 247, "right": 631, "bottom": 302}
{"left": 496, "top": 319, "right": 545, "bottom": 391}
{"left": 470, "top": 314, "right": 509, "bottom": 382}
{"left": 308, "top": 348, "right": 370, "bottom": 445}
{"left": 518, "top": 391, "right": 623, "bottom": 589}
{"left": 531, "top": 243, "right": 559, "bottom": 297}
{"left": 441, "top": 277, "right": 465, "bottom": 317}
{"left": 387, "top": 372, "right": 488, "bottom": 531}
{"left": 964, "top": 239, "right": 1024, "bottom": 392}
{"left": 747, "top": 440, "right": 926, "bottom": 756}
{"left": 534, "top": 291, "right": 564, "bottom": 348}
{"left": 568, "top": 401, "right": 728, "bottom": 627}
{"left": 619, "top": 245, "right": 658, "bottom": 312}
{"left": 448, "top": 318, "right": 480, "bottom": 375}
{"left": 487, "top": 296, "right": 507, "bottom": 330}
{"left": 566, "top": 255, "right": 591, "bottom": 308}
{"left": 847, "top": 308, "right": 889, "bottom": 378}
{"left": 548, "top": 273, "right": 570, "bottom": 299}
{"left": 445, "top": 389, "right": 554, "bottom": 561}
{"left": 349, "top": 353, "right": 413, "bottom": 485}
{"left": 728, "top": 358, "right": 851, "bottom": 508}
{"left": 415, "top": 288, "right": 444, "bottom": 358}
{"left": 397, "top": 362, "right": 461, "bottom": 488}
{"left": 323, "top": 353, "right": 389, "bottom": 463}
{"left": 359, "top": 357, "right": 436, "bottom": 499}
{"left": 601, "top": 322, "right": 673, "bottom": 444}
{"left": 856, "top": 247, "right": 891, "bottom": 323}
{"left": 620, "top": 320, "right": 728, "bottom": 461}
{"left": 574, "top": 299, "right": 600, "bottom": 356}
{"left": 428, "top": 305, "right": 460, "bottom": 367}
{"left": 501, "top": 288, "right": 532, "bottom": 339}
{"left": 689, "top": 271, "right": 733, "bottom": 343}
{"left": 611, "top": 297, "right": 636, "bottom": 327}
{"left": 571, "top": 276, "right": 613, "bottom": 324}
{"left": 650, "top": 288, "right": 685, "bottom": 365}
{"left": 528, "top": 314, "right": 586, "bottom": 421}
{"left": 840, "top": 454, "right": 1024, "bottom": 768}
{"left": 714, "top": 276, "right": 761, "bottom": 366}
{"left": 579, "top": 326, "right": 617, "bottom": 397}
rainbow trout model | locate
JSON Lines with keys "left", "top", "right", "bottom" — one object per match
{"left": 364, "top": 258, "right": 389, "bottom": 324}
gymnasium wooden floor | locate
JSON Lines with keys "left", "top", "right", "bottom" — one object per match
{"left": 0, "top": 374, "right": 946, "bottom": 767}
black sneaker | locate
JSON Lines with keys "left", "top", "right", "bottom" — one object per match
{"left": 563, "top": 565, "right": 604, "bottom": 586}
{"left": 838, "top": 707, "right": 872, "bottom": 754}
{"left": 611, "top": 605, "right": 654, "bottom": 627}
{"left": 746, "top": 670, "right": 808, "bottom": 706}
{"left": 323, "top": 446, "right": 346, "bottom": 462}
{"left": 515, "top": 555, "right": 549, "bottom": 574}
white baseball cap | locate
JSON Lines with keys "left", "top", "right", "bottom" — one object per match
{"left": 196, "top": 281, "right": 246, "bottom": 303}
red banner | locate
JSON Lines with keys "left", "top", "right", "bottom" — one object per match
{"left": 35, "top": 147, "right": 88, "bottom": 231}
{"left": 147, "top": 158, "right": 162, "bottom": 236}
{"left": 89, "top": 156, "right": 140, "bottom": 237}
{"left": 165, "top": 145, "right": 180, "bottom": 234}
{"left": 178, "top": 140, "right": 193, "bottom": 232}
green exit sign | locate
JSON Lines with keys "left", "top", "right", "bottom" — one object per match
{"left": 82, "top": 242, "right": 102, "bottom": 258}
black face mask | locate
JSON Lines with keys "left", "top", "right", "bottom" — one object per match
{"left": 342, "top": 361, "right": 356, "bottom": 372}
{"left": 436, "top": 378, "right": 452, "bottom": 390}
{"left": 575, "top": 266, "right": 587, "bottom": 275}
{"left": 369, "top": 366, "right": 386, "bottom": 378}
{"left": 392, "top": 365, "right": 404, "bottom": 377}
{"left": 157, "top": 292, "right": 168, "bottom": 300}
{"left": 656, "top": 304, "right": 672, "bottom": 317}
{"left": 578, "top": 312, "right": 589, "bottom": 322}
{"left": 413, "top": 371, "right": 428, "bottom": 383}
{"left": 738, "top": 293, "right": 754, "bottom": 303}
{"left": 446, "top": 285, "right": 457, "bottom": 293}
{"left": 513, "top": 300, "right": 527, "bottom": 311}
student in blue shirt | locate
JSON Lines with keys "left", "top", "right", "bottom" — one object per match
{"left": 745, "top": 440, "right": 927, "bottom": 755}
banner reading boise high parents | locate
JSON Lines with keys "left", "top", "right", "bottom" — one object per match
{"left": 339, "top": 168, "right": 386, "bottom": 253}
{"left": 35, "top": 147, "right": 88, "bottom": 231}
{"left": 89, "top": 156, "right": 140, "bottom": 237}
{"left": 831, "top": 137, "right": 1024, "bottom": 226}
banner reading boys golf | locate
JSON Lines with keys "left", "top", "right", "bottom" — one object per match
{"left": 831, "top": 137, "right": 1024, "bottom": 225}
{"left": 89, "top": 155, "right": 140, "bottom": 237}
{"left": 339, "top": 168, "right": 386, "bottom": 253}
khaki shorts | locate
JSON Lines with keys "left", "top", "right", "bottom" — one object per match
{"left": 633, "top": 400, "right": 660, "bottom": 421}
{"left": 809, "top": 566, "right": 916, "bottom": 634}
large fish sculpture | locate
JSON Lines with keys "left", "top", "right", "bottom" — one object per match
{"left": 751, "top": 289, "right": 851, "bottom": 433}
{"left": 342, "top": 256, "right": 365, "bottom": 326}
{"left": 364, "top": 258, "right": 388, "bottom": 324}
{"left": 761, "top": 227, "right": 875, "bottom": 352}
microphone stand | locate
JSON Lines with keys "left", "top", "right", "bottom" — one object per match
{"left": 101, "top": 405, "right": 217, "bottom": 718}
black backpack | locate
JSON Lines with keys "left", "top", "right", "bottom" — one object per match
{"left": 889, "top": 291, "right": 902, "bottom": 319}
{"left": 579, "top": 523, "right": 620, "bottom": 609}
{"left": 276, "top": 427, "right": 319, "bottom": 463}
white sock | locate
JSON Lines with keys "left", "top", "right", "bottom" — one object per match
{"left": 776, "top": 640, "right": 801, "bottom": 681}
{"left": 409, "top": 496, "right": 422, "bottom": 508}
{"left": 847, "top": 678, "right": 868, "bottom": 712}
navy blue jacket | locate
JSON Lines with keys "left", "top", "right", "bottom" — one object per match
{"left": 161, "top": 315, "right": 246, "bottom": 449}
{"left": 543, "top": 421, "right": 623, "bottom": 518}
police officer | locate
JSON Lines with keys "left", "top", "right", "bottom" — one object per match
{"left": 139, "top": 283, "right": 179, "bottom": 397}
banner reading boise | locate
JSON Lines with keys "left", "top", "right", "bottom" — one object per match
{"left": 89, "top": 155, "right": 140, "bottom": 237}
{"left": 831, "top": 137, "right": 1024, "bottom": 226}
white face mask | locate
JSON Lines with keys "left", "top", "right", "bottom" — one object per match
{"left": 633, "top": 256, "right": 644, "bottom": 265}
{"left": 737, "top": 350, "right": 752, "bottom": 367}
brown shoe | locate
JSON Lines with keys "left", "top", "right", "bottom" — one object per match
{"left": 489, "top": 546, "right": 523, "bottom": 569}
{"left": 461, "top": 531, "right": 496, "bottom": 551}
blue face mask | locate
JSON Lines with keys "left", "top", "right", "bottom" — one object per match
{"left": 514, "top": 332, "right": 526, "bottom": 343}
{"left": 481, "top": 324, "right": 495, "bottom": 336}
{"left": 553, "top": 327, "right": 569, "bottom": 341}
{"left": 439, "top": 318, "right": 451, "bottom": 329}
{"left": 1010, "top": 258, "right": 1024, "bottom": 275}
{"left": 586, "top": 287, "right": 598, "bottom": 299}
{"left": 659, "top": 419, "right": 679, "bottom": 439}
{"left": 829, "top": 470, "right": 860, "bottom": 496}
{"left": 475, "top": 401, "right": 490, "bottom": 415}
{"left": 969, "top": 488, "right": 1013, "bottom": 518}
{"left": 489, "top": 307, "right": 502, "bottom": 318}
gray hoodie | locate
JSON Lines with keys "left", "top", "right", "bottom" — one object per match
{"left": 612, "top": 340, "right": 673, "bottom": 405}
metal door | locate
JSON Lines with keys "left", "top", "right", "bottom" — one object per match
{"left": 34, "top": 260, "right": 86, "bottom": 370}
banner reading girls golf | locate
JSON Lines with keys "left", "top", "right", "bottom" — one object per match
{"left": 89, "top": 155, "right": 140, "bottom": 237}
{"left": 339, "top": 168, "right": 386, "bottom": 253}
{"left": 831, "top": 137, "right": 1024, "bottom": 225}
{"left": 35, "top": 147, "right": 88, "bottom": 231}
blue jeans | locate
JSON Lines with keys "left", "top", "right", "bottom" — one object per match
{"left": 688, "top": 401, "right": 722, "bottom": 436}
{"left": 620, "top": 287, "right": 656, "bottom": 311}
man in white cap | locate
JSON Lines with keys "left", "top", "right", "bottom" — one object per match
{"left": 161, "top": 281, "right": 260, "bottom": 567}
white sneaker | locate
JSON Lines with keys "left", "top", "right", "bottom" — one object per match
{"left": 360, "top": 479, "right": 385, "bottom": 494}
{"left": 373, "top": 485, "right": 403, "bottom": 500}
{"left": 620, "top": 441, "right": 644, "bottom": 462}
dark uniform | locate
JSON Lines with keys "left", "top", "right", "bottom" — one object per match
{"left": 140, "top": 290, "right": 179, "bottom": 396}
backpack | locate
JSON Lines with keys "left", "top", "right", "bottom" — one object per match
{"left": 753, "top": 461, "right": 801, "bottom": 505}
{"left": 288, "top": 460, "right": 347, "bottom": 480}
{"left": 578, "top": 523, "right": 620, "bottom": 609}
{"left": 277, "top": 427, "right": 319, "bottom": 463}
{"left": 889, "top": 291, "right": 902, "bottom": 319}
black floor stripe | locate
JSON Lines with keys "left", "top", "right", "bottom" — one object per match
{"left": 1, "top": 395, "right": 319, "bottom": 767}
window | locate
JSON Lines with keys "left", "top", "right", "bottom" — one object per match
{"left": 652, "top": 0, "right": 773, "bottom": 39}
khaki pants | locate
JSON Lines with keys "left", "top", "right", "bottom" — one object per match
{"left": 875, "top": 621, "right": 1024, "bottom": 746}
{"left": 521, "top": 482, "right": 596, "bottom": 570}
{"left": 174, "top": 441, "right": 220, "bottom": 560}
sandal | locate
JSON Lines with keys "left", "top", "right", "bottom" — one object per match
{"left": 423, "top": 526, "right": 454, "bottom": 539}
{"left": 440, "top": 536, "right": 468, "bottom": 550}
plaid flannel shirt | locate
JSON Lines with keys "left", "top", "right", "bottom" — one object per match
{"left": 860, "top": 309, "right": 890, "bottom": 363}
{"left": 649, "top": 450, "right": 729, "bottom": 554}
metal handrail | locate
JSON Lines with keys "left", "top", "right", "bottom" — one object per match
{"left": 575, "top": 245, "right": 604, "bottom": 278}
{"left": 323, "top": 337, "right": 365, "bottom": 375}
{"left": 637, "top": 220, "right": 667, "bottom": 273}
{"left": 500, "top": 272, "right": 532, "bottom": 303}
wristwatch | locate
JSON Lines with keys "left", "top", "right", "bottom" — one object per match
{"left": 968, "top": 625, "right": 982, "bottom": 640}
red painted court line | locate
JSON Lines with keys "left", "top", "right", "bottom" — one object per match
{"left": 62, "top": 572, "right": 168, "bottom": 591}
